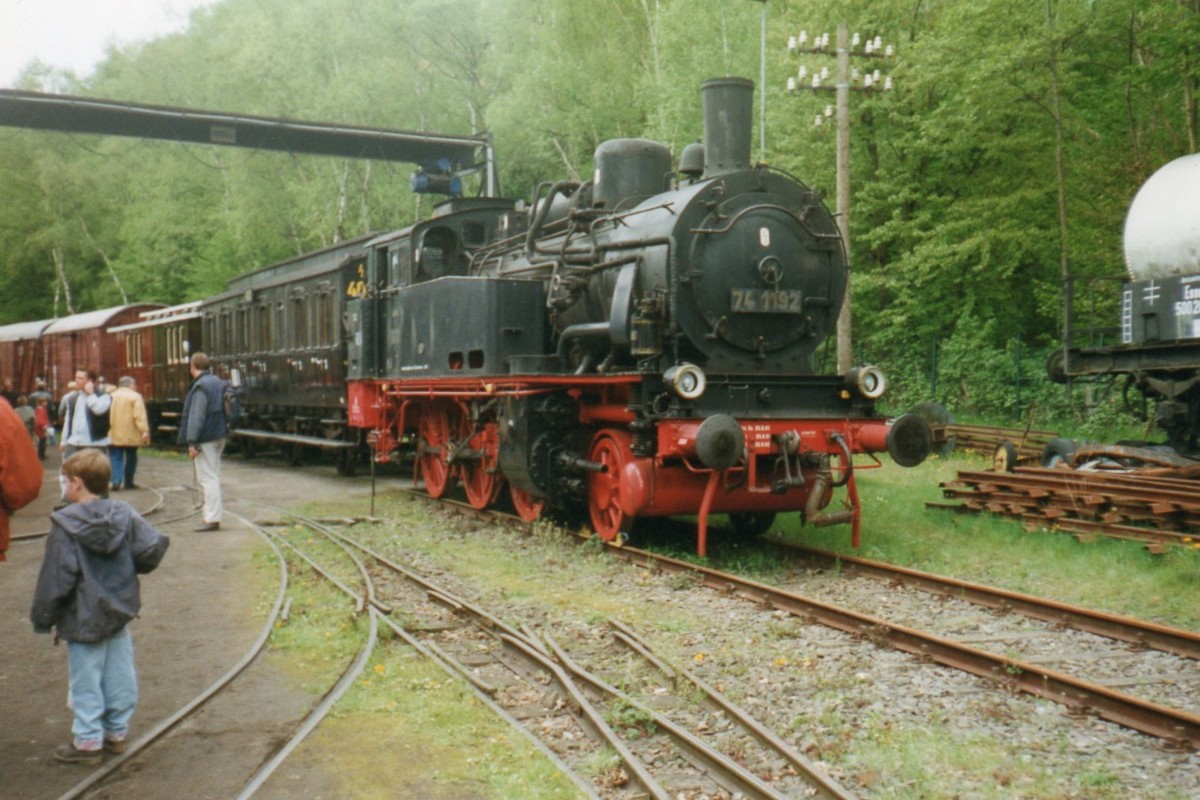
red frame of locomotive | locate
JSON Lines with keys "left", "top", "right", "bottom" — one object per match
{"left": 348, "top": 374, "right": 893, "bottom": 556}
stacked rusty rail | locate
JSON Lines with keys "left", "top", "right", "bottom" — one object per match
{"left": 931, "top": 465, "right": 1200, "bottom": 551}
{"left": 932, "top": 423, "right": 1059, "bottom": 462}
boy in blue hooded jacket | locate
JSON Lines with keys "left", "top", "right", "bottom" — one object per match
{"left": 31, "top": 448, "right": 169, "bottom": 764}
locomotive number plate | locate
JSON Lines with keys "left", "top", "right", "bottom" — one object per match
{"left": 730, "top": 288, "right": 802, "bottom": 314}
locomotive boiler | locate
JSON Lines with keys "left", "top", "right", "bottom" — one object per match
{"left": 347, "top": 77, "right": 931, "bottom": 553}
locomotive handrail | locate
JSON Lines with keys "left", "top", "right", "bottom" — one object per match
{"left": 690, "top": 202, "right": 838, "bottom": 240}
{"left": 585, "top": 201, "right": 678, "bottom": 238}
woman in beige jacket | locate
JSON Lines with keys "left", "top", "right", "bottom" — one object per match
{"left": 108, "top": 377, "right": 151, "bottom": 491}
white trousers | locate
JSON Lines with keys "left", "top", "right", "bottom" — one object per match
{"left": 194, "top": 439, "right": 225, "bottom": 523}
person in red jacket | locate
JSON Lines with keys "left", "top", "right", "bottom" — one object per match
{"left": 0, "top": 395, "right": 43, "bottom": 561}
{"left": 33, "top": 397, "right": 51, "bottom": 460}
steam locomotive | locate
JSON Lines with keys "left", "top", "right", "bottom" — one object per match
{"left": 1049, "top": 153, "right": 1200, "bottom": 460}
{"left": 344, "top": 78, "right": 931, "bottom": 552}
{"left": 0, "top": 78, "right": 932, "bottom": 554}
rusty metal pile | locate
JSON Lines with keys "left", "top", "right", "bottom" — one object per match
{"left": 931, "top": 423, "right": 1057, "bottom": 463}
{"left": 931, "top": 463, "right": 1200, "bottom": 552}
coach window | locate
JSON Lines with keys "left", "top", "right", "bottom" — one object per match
{"left": 274, "top": 303, "right": 285, "bottom": 352}
{"left": 254, "top": 304, "right": 266, "bottom": 353}
{"left": 306, "top": 293, "right": 316, "bottom": 348}
{"left": 316, "top": 292, "right": 331, "bottom": 347}
{"left": 380, "top": 248, "right": 397, "bottom": 286}
{"left": 237, "top": 308, "right": 249, "bottom": 353}
{"left": 203, "top": 315, "right": 215, "bottom": 355}
{"left": 175, "top": 325, "right": 186, "bottom": 364}
{"left": 291, "top": 296, "right": 306, "bottom": 349}
{"left": 220, "top": 312, "right": 233, "bottom": 354}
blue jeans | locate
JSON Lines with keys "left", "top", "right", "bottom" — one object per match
{"left": 66, "top": 628, "right": 138, "bottom": 748}
{"left": 109, "top": 446, "right": 140, "bottom": 488}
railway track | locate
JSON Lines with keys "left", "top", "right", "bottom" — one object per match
{"left": 600, "top": 540, "right": 1200, "bottom": 750}
{"left": 410, "top": 490, "right": 1200, "bottom": 751}
{"left": 64, "top": 485, "right": 850, "bottom": 799}
{"left": 775, "top": 543, "right": 1200, "bottom": 661}
{"left": 39, "top": 465, "right": 1198, "bottom": 798}
{"left": 932, "top": 465, "right": 1200, "bottom": 550}
{"left": 319, "top": 509, "right": 856, "bottom": 799}
{"left": 52, "top": 489, "right": 379, "bottom": 800}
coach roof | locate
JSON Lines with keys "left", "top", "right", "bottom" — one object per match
{"left": 0, "top": 319, "right": 54, "bottom": 342}
{"left": 43, "top": 305, "right": 166, "bottom": 335}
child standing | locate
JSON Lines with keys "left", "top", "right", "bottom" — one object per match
{"left": 30, "top": 449, "right": 170, "bottom": 764}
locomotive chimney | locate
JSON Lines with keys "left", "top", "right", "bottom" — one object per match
{"left": 701, "top": 77, "right": 754, "bottom": 178}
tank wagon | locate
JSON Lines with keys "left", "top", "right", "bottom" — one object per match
{"left": 1050, "top": 153, "right": 1200, "bottom": 458}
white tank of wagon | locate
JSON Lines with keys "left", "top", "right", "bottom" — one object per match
{"left": 1124, "top": 152, "right": 1200, "bottom": 280}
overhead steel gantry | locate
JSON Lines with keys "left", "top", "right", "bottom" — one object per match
{"left": 0, "top": 89, "right": 498, "bottom": 197}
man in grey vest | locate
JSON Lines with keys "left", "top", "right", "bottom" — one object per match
{"left": 178, "top": 353, "right": 227, "bottom": 532}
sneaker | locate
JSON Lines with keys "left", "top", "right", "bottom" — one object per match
{"left": 103, "top": 737, "right": 127, "bottom": 755}
{"left": 54, "top": 743, "right": 103, "bottom": 765}
{"left": 193, "top": 521, "right": 220, "bottom": 532}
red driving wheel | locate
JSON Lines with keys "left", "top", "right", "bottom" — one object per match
{"left": 509, "top": 484, "right": 545, "bottom": 522}
{"left": 417, "top": 404, "right": 455, "bottom": 498}
{"left": 462, "top": 421, "right": 502, "bottom": 510}
{"left": 587, "top": 431, "right": 632, "bottom": 541}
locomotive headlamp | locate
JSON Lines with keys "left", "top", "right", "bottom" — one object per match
{"left": 846, "top": 365, "right": 887, "bottom": 399}
{"left": 664, "top": 363, "right": 707, "bottom": 400}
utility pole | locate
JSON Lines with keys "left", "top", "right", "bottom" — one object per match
{"left": 835, "top": 23, "right": 852, "bottom": 376}
{"left": 746, "top": 0, "right": 768, "bottom": 163}
{"left": 789, "top": 25, "right": 893, "bottom": 374}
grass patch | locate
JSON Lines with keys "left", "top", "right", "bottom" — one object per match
{"left": 849, "top": 712, "right": 1197, "bottom": 800}
{"left": 318, "top": 643, "right": 583, "bottom": 799}
{"left": 261, "top": 555, "right": 365, "bottom": 695}
{"left": 344, "top": 496, "right": 714, "bottom": 639}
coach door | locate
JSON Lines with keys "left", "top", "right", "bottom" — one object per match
{"left": 345, "top": 248, "right": 380, "bottom": 380}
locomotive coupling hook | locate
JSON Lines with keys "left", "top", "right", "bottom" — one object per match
{"left": 805, "top": 459, "right": 855, "bottom": 528}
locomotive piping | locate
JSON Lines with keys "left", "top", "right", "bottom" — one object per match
{"left": 526, "top": 180, "right": 580, "bottom": 255}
